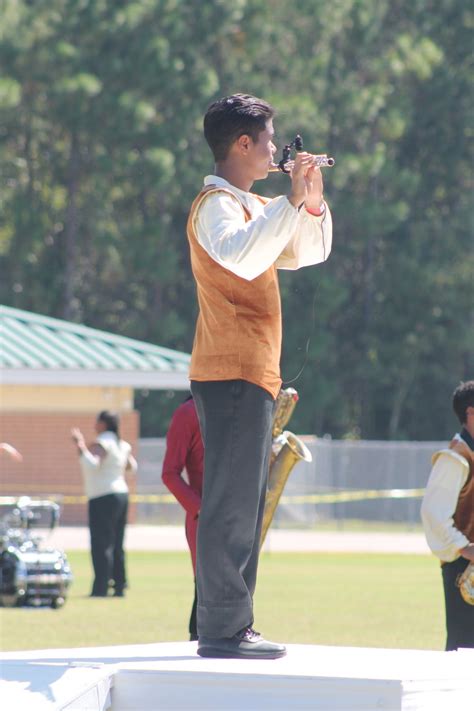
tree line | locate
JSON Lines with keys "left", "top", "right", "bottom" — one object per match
{"left": 0, "top": 0, "right": 472, "bottom": 439}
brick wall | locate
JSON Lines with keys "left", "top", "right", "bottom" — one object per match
{"left": 0, "top": 411, "right": 139, "bottom": 525}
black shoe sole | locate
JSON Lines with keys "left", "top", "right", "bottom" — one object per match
{"left": 197, "top": 646, "right": 287, "bottom": 660}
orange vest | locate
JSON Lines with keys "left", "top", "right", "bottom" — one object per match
{"left": 187, "top": 186, "right": 282, "bottom": 399}
{"left": 449, "top": 437, "right": 474, "bottom": 544}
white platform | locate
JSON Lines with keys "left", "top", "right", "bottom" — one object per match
{"left": 1, "top": 642, "right": 472, "bottom": 711}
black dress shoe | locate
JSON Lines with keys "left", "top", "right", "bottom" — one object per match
{"left": 197, "top": 627, "right": 286, "bottom": 659}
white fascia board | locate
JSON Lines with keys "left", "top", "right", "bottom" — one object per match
{"left": 0, "top": 368, "right": 190, "bottom": 390}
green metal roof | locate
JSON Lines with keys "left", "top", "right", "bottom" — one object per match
{"left": 0, "top": 305, "right": 191, "bottom": 389}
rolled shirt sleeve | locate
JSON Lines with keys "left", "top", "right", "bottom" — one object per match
{"left": 420, "top": 450, "right": 470, "bottom": 562}
{"left": 276, "top": 202, "right": 332, "bottom": 270}
{"left": 79, "top": 449, "right": 101, "bottom": 472}
{"left": 194, "top": 176, "right": 332, "bottom": 281}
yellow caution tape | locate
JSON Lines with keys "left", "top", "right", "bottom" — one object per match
{"left": 279, "top": 488, "right": 425, "bottom": 504}
{"left": 59, "top": 494, "right": 181, "bottom": 505}
{"left": 0, "top": 489, "right": 425, "bottom": 506}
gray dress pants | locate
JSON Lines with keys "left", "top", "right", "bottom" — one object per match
{"left": 190, "top": 379, "right": 276, "bottom": 638}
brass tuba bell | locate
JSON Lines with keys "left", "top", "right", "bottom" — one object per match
{"left": 260, "top": 388, "right": 313, "bottom": 547}
{"left": 457, "top": 562, "right": 474, "bottom": 605}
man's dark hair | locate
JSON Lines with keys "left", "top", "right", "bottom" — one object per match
{"left": 97, "top": 410, "right": 121, "bottom": 438}
{"left": 452, "top": 381, "right": 474, "bottom": 424}
{"left": 203, "top": 93, "right": 275, "bottom": 162}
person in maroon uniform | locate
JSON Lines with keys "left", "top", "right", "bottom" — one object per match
{"left": 161, "top": 395, "right": 203, "bottom": 640}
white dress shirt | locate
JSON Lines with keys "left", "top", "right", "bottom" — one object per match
{"left": 80, "top": 431, "right": 134, "bottom": 500}
{"left": 192, "top": 175, "right": 332, "bottom": 281}
{"left": 421, "top": 444, "right": 471, "bottom": 562}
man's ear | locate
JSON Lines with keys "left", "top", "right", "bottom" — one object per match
{"left": 236, "top": 133, "right": 252, "bottom": 154}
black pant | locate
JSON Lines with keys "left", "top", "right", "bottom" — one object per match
{"left": 88, "top": 493, "right": 128, "bottom": 596}
{"left": 191, "top": 379, "right": 275, "bottom": 638}
{"left": 189, "top": 581, "right": 198, "bottom": 640}
{"left": 442, "top": 557, "right": 474, "bottom": 650}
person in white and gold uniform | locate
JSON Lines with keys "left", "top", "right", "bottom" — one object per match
{"left": 421, "top": 381, "right": 474, "bottom": 650}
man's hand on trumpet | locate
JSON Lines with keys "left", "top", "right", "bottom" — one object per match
{"left": 288, "top": 152, "right": 324, "bottom": 213}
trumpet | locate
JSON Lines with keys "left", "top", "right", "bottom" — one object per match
{"left": 269, "top": 134, "right": 335, "bottom": 174}
{"left": 269, "top": 155, "right": 335, "bottom": 172}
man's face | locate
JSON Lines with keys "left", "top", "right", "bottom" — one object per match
{"left": 248, "top": 119, "right": 277, "bottom": 179}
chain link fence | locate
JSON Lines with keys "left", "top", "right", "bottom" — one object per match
{"left": 136, "top": 437, "right": 446, "bottom": 529}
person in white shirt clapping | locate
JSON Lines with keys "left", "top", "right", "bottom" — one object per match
{"left": 72, "top": 411, "right": 137, "bottom": 598}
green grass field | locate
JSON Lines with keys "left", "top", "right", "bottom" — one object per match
{"left": 0, "top": 551, "right": 445, "bottom": 652}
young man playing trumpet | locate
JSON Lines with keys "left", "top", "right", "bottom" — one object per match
{"left": 187, "top": 93, "right": 333, "bottom": 659}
